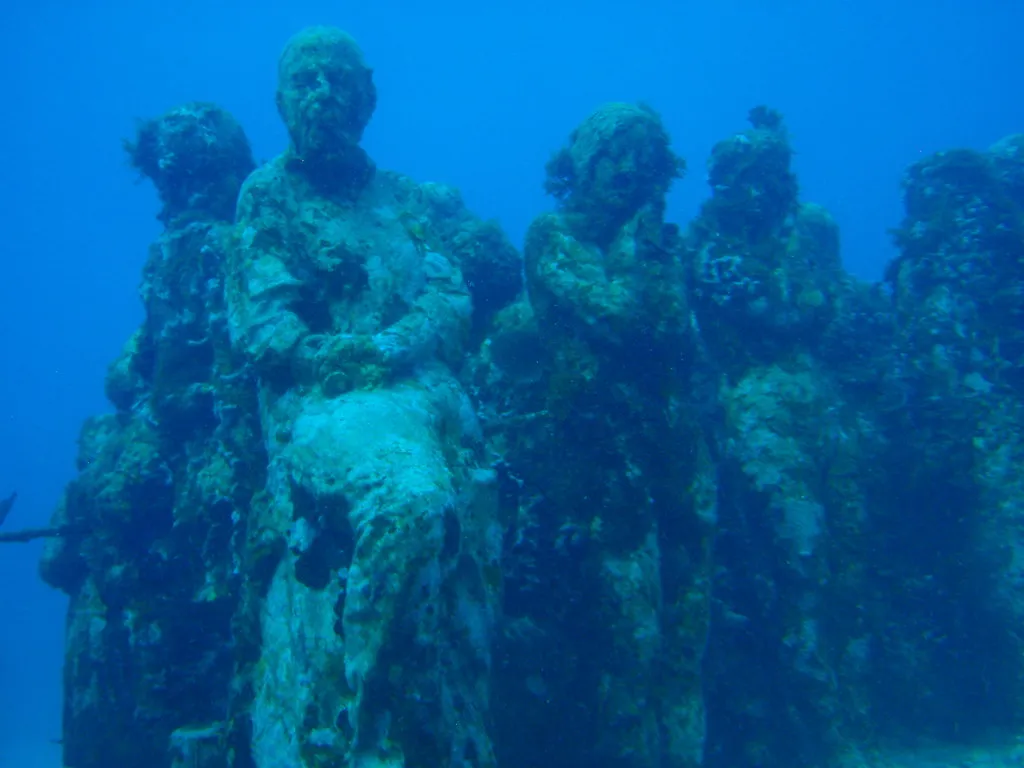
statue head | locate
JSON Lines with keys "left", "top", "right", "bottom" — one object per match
{"left": 276, "top": 27, "right": 377, "bottom": 191}
{"left": 124, "top": 101, "right": 254, "bottom": 224}
{"left": 545, "top": 103, "right": 682, "bottom": 243}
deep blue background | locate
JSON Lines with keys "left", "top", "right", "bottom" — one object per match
{"left": 1, "top": 1, "right": 1021, "bottom": 762}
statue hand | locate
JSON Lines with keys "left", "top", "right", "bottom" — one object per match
{"left": 311, "top": 334, "right": 389, "bottom": 396}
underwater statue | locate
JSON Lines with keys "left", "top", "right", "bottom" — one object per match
{"left": 226, "top": 26, "right": 507, "bottom": 768}
{"left": 469, "top": 102, "right": 717, "bottom": 768}
{"left": 32, "top": 17, "right": 1024, "bottom": 767}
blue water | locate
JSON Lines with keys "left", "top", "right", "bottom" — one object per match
{"left": 1, "top": 1, "right": 1022, "bottom": 765}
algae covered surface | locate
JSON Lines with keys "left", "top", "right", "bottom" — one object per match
{"left": 34, "top": 24, "right": 1024, "bottom": 768}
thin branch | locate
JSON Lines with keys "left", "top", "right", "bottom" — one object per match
{"left": 0, "top": 491, "right": 16, "bottom": 528}
{"left": 0, "top": 525, "right": 77, "bottom": 544}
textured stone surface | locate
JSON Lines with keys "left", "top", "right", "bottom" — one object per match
{"left": 38, "top": 28, "right": 1024, "bottom": 768}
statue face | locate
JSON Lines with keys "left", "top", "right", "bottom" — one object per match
{"left": 276, "top": 27, "right": 376, "bottom": 160}
{"left": 549, "top": 102, "right": 681, "bottom": 230}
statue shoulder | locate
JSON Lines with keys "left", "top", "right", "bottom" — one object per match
{"left": 236, "top": 155, "right": 296, "bottom": 221}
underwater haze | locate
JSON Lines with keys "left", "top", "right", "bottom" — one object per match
{"left": 1, "top": 1, "right": 1023, "bottom": 767}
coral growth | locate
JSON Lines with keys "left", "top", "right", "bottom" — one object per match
{"left": 40, "top": 25, "right": 1024, "bottom": 768}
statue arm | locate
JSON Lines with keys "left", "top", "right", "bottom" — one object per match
{"left": 227, "top": 177, "right": 309, "bottom": 372}
{"left": 526, "top": 215, "right": 635, "bottom": 331}
{"left": 373, "top": 250, "right": 472, "bottom": 370}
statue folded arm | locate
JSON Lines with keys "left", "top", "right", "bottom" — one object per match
{"left": 228, "top": 171, "right": 310, "bottom": 372}
{"left": 525, "top": 213, "right": 636, "bottom": 335}
{"left": 373, "top": 249, "right": 472, "bottom": 370}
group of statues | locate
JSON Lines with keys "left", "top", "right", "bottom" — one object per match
{"left": 36, "top": 25, "right": 1024, "bottom": 768}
